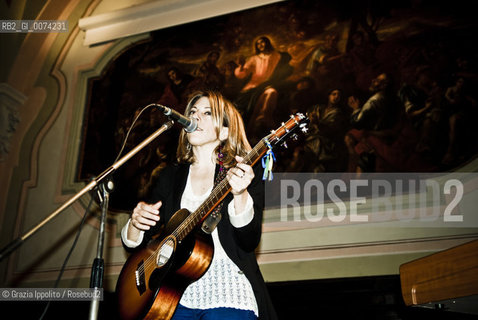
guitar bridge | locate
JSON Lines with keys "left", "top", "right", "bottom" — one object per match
{"left": 135, "top": 260, "right": 146, "bottom": 294}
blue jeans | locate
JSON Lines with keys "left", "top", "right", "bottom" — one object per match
{"left": 172, "top": 304, "right": 257, "bottom": 320}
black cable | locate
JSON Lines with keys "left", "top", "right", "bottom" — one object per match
{"left": 38, "top": 196, "right": 94, "bottom": 320}
{"left": 114, "top": 103, "right": 156, "bottom": 163}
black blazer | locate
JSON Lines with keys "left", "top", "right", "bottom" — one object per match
{"left": 134, "top": 162, "right": 278, "bottom": 320}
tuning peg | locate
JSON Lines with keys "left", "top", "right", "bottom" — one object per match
{"left": 282, "top": 142, "right": 288, "bottom": 149}
{"left": 291, "top": 133, "right": 299, "bottom": 141}
{"left": 301, "top": 126, "right": 309, "bottom": 134}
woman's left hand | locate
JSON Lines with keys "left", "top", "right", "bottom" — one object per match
{"left": 227, "top": 156, "right": 254, "bottom": 195}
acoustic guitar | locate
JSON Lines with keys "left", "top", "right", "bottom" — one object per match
{"left": 116, "top": 113, "right": 309, "bottom": 320}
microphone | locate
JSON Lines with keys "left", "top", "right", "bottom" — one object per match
{"left": 155, "top": 104, "right": 197, "bottom": 133}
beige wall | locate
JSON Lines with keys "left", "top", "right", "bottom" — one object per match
{"left": 1, "top": 0, "right": 477, "bottom": 291}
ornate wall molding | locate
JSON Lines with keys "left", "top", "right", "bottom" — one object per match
{"left": 0, "top": 83, "right": 25, "bottom": 161}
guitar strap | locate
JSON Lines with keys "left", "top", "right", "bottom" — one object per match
{"left": 201, "top": 166, "right": 228, "bottom": 234}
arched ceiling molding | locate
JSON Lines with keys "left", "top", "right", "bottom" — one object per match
{"left": 60, "top": 34, "right": 150, "bottom": 196}
{"left": 59, "top": 33, "right": 151, "bottom": 240}
{"left": 78, "top": 0, "right": 284, "bottom": 46}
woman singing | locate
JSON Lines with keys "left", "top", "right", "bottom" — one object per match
{"left": 121, "top": 91, "right": 277, "bottom": 320}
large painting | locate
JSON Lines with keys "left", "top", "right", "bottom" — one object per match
{"left": 79, "top": 0, "right": 478, "bottom": 210}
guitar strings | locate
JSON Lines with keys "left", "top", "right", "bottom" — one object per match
{"left": 137, "top": 176, "right": 233, "bottom": 275}
{"left": 169, "top": 139, "right": 267, "bottom": 240}
{"left": 136, "top": 139, "right": 269, "bottom": 277}
{"left": 136, "top": 137, "right": 272, "bottom": 276}
{"left": 129, "top": 115, "right": 304, "bottom": 282}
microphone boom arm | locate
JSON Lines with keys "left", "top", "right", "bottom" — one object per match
{"left": 0, "top": 120, "right": 174, "bottom": 261}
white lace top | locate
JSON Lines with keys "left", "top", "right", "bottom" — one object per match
{"left": 178, "top": 172, "right": 258, "bottom": 315}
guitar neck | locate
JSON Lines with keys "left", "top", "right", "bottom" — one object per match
{"left": 175, "top": 136, "right": 270, "bottom": 241}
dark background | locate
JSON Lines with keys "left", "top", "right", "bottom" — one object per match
{"left": 3, "top": 275, "right": 478, "bottom": 319}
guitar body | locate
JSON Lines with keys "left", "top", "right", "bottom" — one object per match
{"left": 116, "top": 208, "right": 214, "bottom": 320}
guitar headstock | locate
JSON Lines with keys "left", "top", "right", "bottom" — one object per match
{"left": 267, "top": 113, "right": 309, "bottom": 148}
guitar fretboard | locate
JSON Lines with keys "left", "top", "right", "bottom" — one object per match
{"left": 173, "top": 136, "right": 271, "bottom": 241}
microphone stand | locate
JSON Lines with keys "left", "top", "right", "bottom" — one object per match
{"left": 88, "top": 178, "right": 111, "bottom": 320}
{"left": 0, "top": 120, "right": 174, "bottom": 318}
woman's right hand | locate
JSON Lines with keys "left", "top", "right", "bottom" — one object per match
{"left": 127, "top": 201, "right": 161, "bottom": 242}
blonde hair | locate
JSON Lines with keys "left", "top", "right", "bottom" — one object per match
{"left": 176, "top": 91, "right": 251, "bottom": 168}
